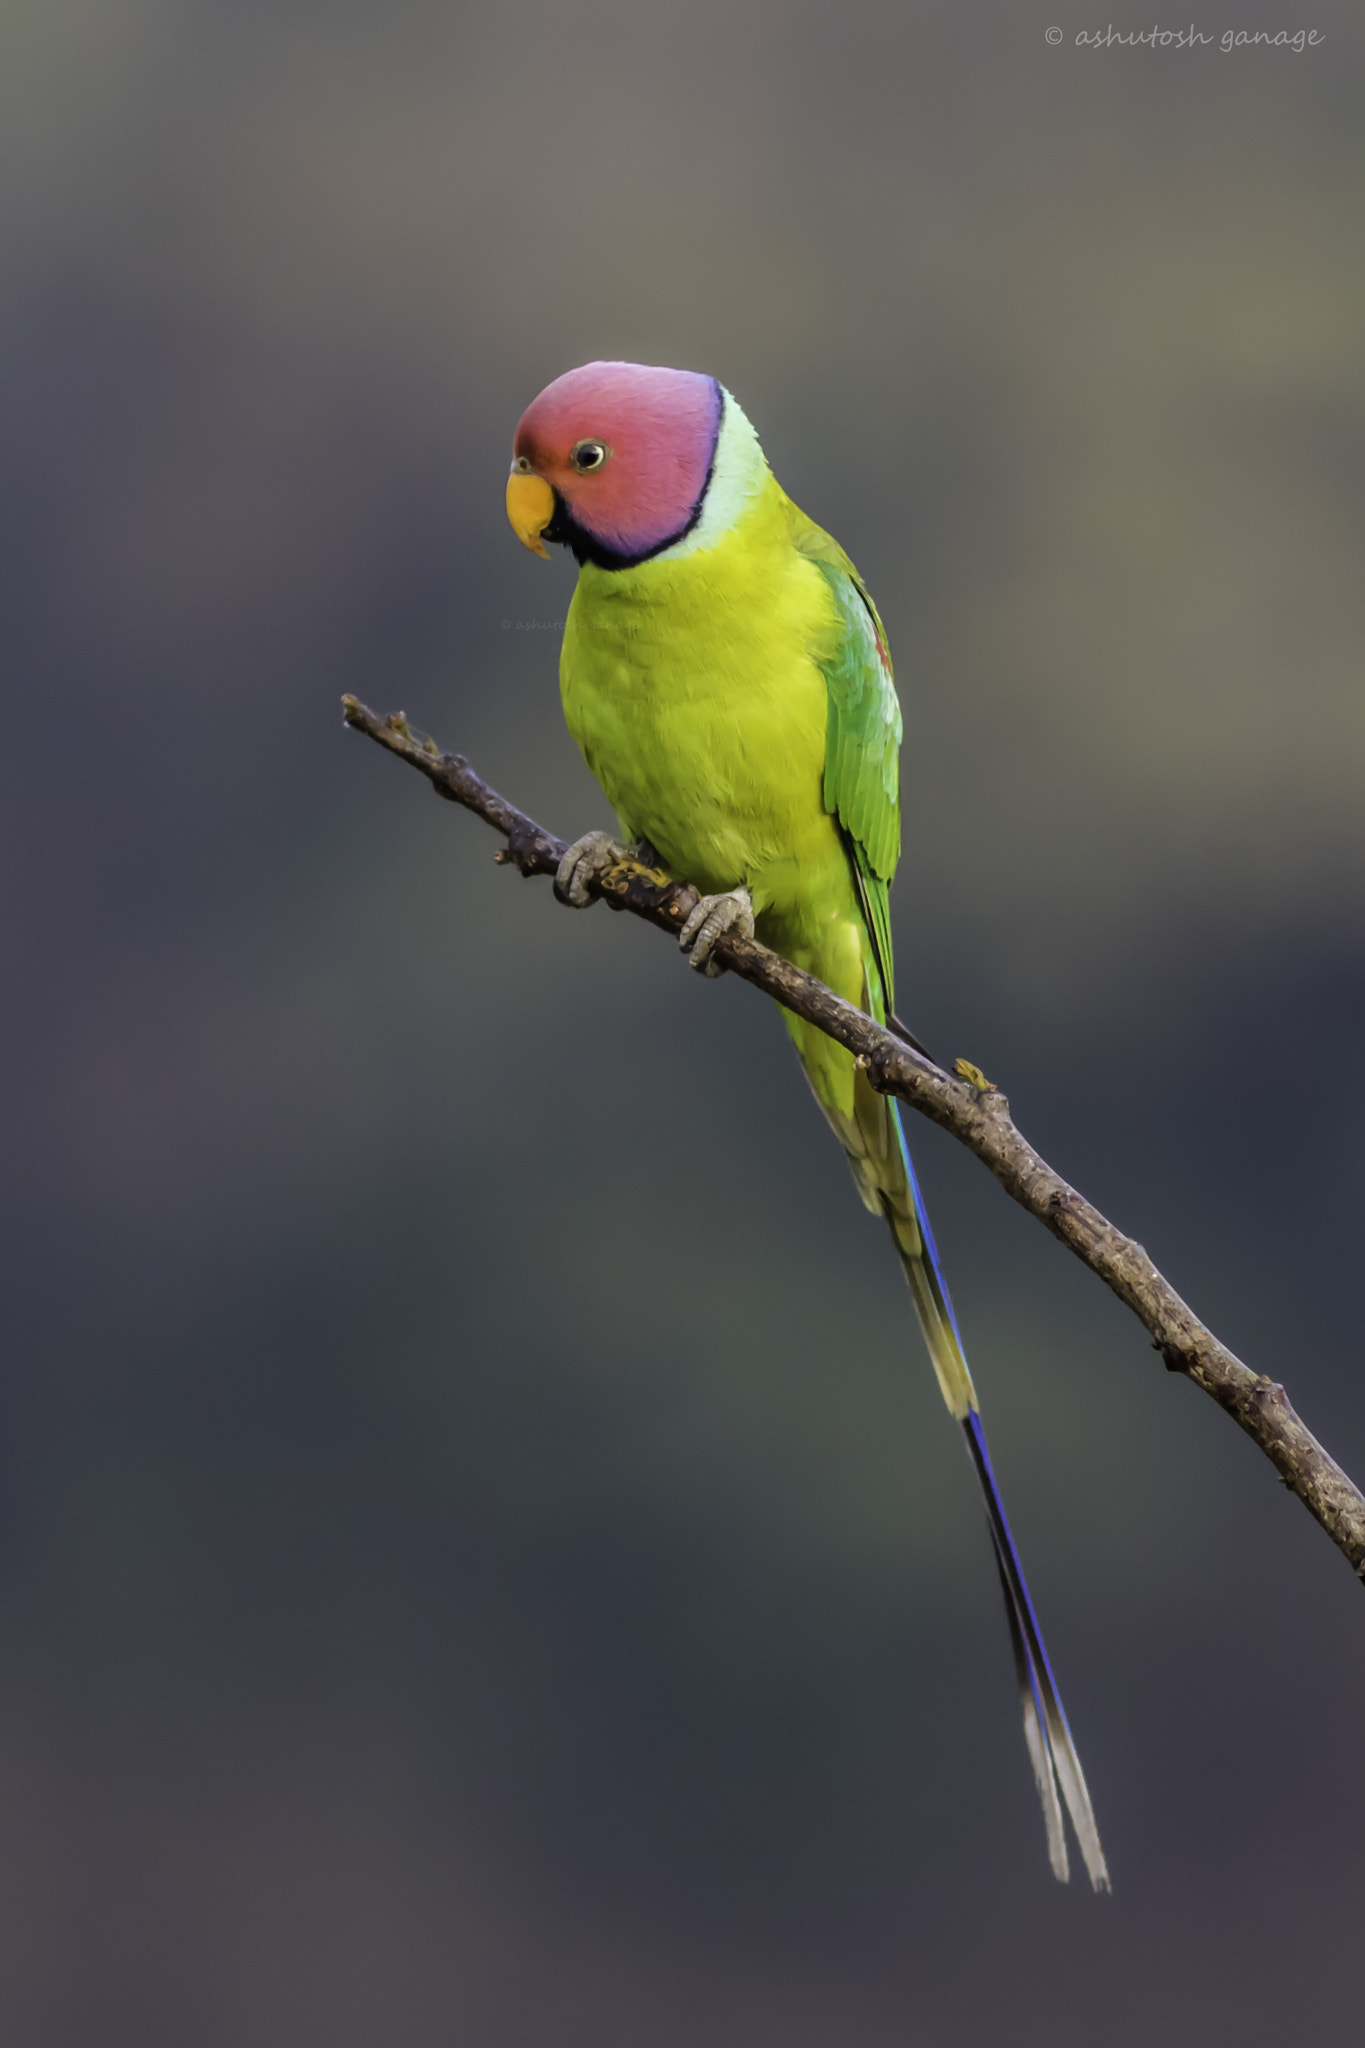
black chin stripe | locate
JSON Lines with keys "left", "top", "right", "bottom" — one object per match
{"left": 545, "top": 378, "right": 725, "bottom": 572}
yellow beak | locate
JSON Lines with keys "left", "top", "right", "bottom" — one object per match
{"left": 505, "top": 470, "right": 556, "bottom": 558}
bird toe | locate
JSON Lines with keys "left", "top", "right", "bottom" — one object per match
{"left": 554, "top": 830, "right": 626, "bottom": 908}
{"left": 679, "top": 885, "right": 754, "bottom": 973}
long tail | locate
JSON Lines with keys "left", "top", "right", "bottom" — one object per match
{"left": 884, "top": 1100, "right": 1109, "bottom": 1891}
{"left": 790, "top": 963, "right": 1108, "bottom": 1885}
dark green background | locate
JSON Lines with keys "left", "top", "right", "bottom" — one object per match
{"left": 4, "top": 3, "right": 1363, "bottom": 2041}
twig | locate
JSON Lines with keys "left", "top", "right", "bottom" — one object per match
{"left": 342, "top": 694, "right": 1365, "bottom": 1586}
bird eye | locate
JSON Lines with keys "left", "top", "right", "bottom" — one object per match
{"left": 569, "top": 440, "right": 608, "bottom": 473}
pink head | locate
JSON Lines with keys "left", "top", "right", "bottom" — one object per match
{"left": 507, "top": 361, "right": 722, "bottom": 568}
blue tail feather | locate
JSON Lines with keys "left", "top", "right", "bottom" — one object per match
{"left": 890, "top": 1101, "right": 1110, "bottom": 1890}
{"left": 891, "top": 1102, "right": 958, "bottom": 1327}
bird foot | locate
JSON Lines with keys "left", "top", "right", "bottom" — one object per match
{"left": 554, "top": 830, "right": 629, "bottom": 907}
{"left": 678, "top": 885, "right": 754, "bottom": 977}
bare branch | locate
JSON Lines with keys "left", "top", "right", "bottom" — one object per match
{"left": 342, "top": 694, "right": 1365, "bottom": 1586}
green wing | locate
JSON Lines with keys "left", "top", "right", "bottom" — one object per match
{"left": 794, "top": 519, "right": 902, "bottom": 1013}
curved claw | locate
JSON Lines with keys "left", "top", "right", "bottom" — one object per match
{"left": 678, "top": 884, "right": 755, "bottom": 977}
{"left": 554, "top": 830, "right": 627, "bottom": 908}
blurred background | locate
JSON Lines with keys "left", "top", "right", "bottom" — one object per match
{"left": 3, "top": 2, "right": 1364, "bottom": 2041}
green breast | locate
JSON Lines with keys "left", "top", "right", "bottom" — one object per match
{"left": 559, "top": 481, "right": 846, "bottom": 927}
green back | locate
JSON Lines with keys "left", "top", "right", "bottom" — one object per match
{"left": 794, "top": 521, "right": 902, "bottom": 1013}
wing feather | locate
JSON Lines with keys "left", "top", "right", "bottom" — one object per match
{"left": 793, "top": 517, "right": 902, "bottom": 1011}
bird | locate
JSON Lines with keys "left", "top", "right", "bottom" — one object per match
{"left": 505, "top": 359, "right": 1109, "bottom": 1889}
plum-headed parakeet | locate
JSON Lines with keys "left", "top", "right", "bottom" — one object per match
{"left": 505, "top": 360, "right": 1108, "bottom": 1889}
